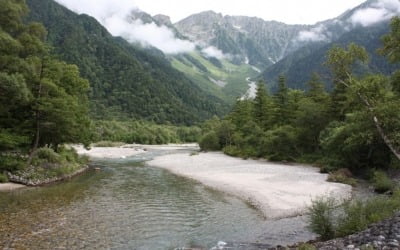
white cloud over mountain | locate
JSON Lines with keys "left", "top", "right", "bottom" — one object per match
{"left": 350, "top": 0, "right": 400, "bottom": 27}
{"left": 55, "top": 0, "right": 195, "bottom": 54}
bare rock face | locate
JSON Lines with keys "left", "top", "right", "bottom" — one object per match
{"left": 174, "top": 11, "right": 307, "bottom": 67}
{"left": 153, "top": 14, "right": 172, "bottom": 27}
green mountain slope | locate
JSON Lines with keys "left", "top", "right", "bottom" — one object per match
{"left": 170, "top": 52, "right": 260, "bottom": 103}
{"left": 26, "top": 0, "right": 228, "bottom": 125}
{"left": 261, "top": 21, "right": 399, "bottom": 91}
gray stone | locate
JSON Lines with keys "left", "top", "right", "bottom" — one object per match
{"left": 378, "top": 235, "right": 386, "bottom": 241}
{"left": 388, "top": 241, "right": 400, "bottom": 247}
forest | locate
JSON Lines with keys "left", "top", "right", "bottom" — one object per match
{"left": 200, "top": 17, "right": 400, "bottom": 180}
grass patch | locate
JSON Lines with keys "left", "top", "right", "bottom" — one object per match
{"left": 371, "top": 170, "right": 394, "bottom": 193}
{"left": 308, "top": 196, "right": 336, "bottom": 240}
{"left": 327, "top": 168, "right": 357, "bottom": 186}
{"left": 308, "top": 190, "right": 400, "bottom": 240}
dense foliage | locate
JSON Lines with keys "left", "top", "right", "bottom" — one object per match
{"left": 92, "top": 120, "right": 201, "bottom": 145}
{"left": 0, "top": 0, "right": 90, "bottom": 178}
{"left": 200, "top": 18, "right": 400, "bottom": 173}
{"left": 26, "top": 0, "right": 228, "bottom": 125}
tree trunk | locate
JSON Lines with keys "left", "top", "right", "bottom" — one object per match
{"left": 27, "top": 59, "right": 44, "bottom": 164}
{"left": 340, "top": 76, "right": 400, "bottom": 161}
{"left": 356, "top": 88, "right": 400, "bottom": 161}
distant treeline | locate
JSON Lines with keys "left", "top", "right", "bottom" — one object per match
{"left": 92, "top": 120, "right": 201, "bottom": 145}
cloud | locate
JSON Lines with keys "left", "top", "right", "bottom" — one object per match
{"left": 297, "top": 25, "right": 330, "bottom": 42}
{"left": 114, "top": 20, "right": 195, "bottom": 54}
{"left": 55, "top": 0, "right": 195, "bottom": 54}
{"left": 350, "top": 0, "right": 400, "bottom": 27}
{"left": 201, "top": 46, "right": 227, "bottom": 59}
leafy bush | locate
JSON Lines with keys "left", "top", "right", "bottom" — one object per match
{"left": 327, "top": 168, "right": 357, "bottom": 186}
{"left": 199, "top": 132, "right": 220, "bottom": 151}
{"left": 372, "top": 170, "right": 394, "bottom": 193}
{"left": 0, "top": 155, "right": 25, "bottom": 172}
{"left": 308, "top": 196, "right": 336, "bottom": 240}
{"left": 336, "top": 191, "right": 400, "bottom": 237}
{"left": 0, "top": 173, "right": 8, "bottom": 183}
{"left": 34, "top": 147, "right": 62, "bottom": 164}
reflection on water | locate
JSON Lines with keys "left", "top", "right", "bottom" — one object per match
{"left": 0, "top": 150, "right": 314, "bottom": 249}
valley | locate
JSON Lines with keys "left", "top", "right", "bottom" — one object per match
{"left": 1, "top": 0, "right": 400, "bottom": 249}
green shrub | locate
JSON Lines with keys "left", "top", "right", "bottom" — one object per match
{"left": 327, "top": 168, "right": 357, "bottom": 186}
{"left": 58, "top": 146, "right": 78, "bottom": 162}
{"left": 308, "top": 197, "right": 336, "bottom": 240}
{"left": 336, "top": 191, "right": 400, "bottom": 237}
{"left": 223, "top": 145, "right": 241, "bottom": 157}
{"left": 199, "top": 132, "right": 220, "bottom": 151}
{"left": 308, "top": 191, "right": 400, "bottom": 240}
{"left": 0, "top": 155, "right": 25, "bottom": 172}
{"left": 372, "top": 170, "right": 394, "bottom": 193}
{"left": 0, "top": 173, "right": 8, "bottom": 183}
{"left": 34, "top": 147, "right": 62, "bottom": 164}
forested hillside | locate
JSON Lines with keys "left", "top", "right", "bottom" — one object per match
{"left": 26, "top": 0, "right": 228, "bottom": 125}
{"left": 261, "top": 21, "right": 399, "bottom": 91}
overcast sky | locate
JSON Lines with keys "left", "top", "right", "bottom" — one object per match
{"left": 133, "top": 0, "right": 367, "bottom": 24}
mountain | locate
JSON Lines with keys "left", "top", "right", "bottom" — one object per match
{"left": 259, "top": 0, "right": 400, "bottom": 90}
{"left": 169, "top": 51, "right": 260, "bottom": 103}
{"left": 260, "top": 21, "right": 399, "bottom": 91}
{"left": 175, "top": 11, "right": 307, "bottom": 67}
{"left": 26, "top": 0, "right": 228, "bottom": 125}
{"left": 174, "top": 0, "right": 399, "bottom": 92}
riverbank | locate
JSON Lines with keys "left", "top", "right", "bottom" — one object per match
{"left": 147, "top": 152, "right": 352, "bottom": 219}
{"left": 73, "top": 143, "right": 198, "bottom": 159}
{"left": 7, "top": 165, "right": 90, "bottom": 186}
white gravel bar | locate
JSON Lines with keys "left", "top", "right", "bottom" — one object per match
{"left": 147, "top": 152, "right": 352, "bottom": 219}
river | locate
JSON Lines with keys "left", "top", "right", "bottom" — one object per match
{"left": 0, "top": 148, "right": 314, "bottom": 249}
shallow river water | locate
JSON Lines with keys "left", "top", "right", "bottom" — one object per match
{"left": 0, "top": 149, "right": 315, "bottom": 249}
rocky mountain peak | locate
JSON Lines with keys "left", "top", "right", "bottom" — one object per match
{"left": 153, "top": 14, "right": 172, "bottom": 26}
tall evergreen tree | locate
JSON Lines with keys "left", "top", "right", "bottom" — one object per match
{"left": 253, "top": 81, "right": 273, "bottom": 129}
